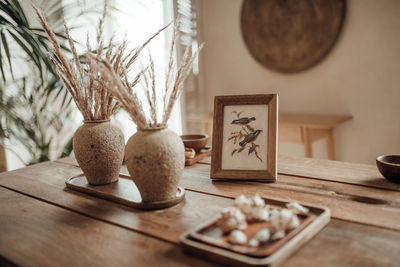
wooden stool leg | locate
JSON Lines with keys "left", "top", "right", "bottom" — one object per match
{"left": 0, "top": 144, "right": 7, "bottom": 172}
{"left": 302, "top": 127, "right": 313, "bottom": 158}
{"left": 326, "top": 129, "right": 335, "bottom": 160}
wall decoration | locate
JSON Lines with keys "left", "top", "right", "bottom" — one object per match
{"left": 241, "top": 0, "right": 346, "bottom": 73}
{"left": 211, "top": 94, "right": 278, "bottom": 181}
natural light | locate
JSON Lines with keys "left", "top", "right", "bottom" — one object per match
{"left": 65, "top": 0, "right": 182, "bottom": 141}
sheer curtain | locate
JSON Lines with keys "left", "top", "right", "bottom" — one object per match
{"left": 110, "top": 0, "right": 183, "bottom": 138}
{"left": 64, "top": 0, "right": 183, "bottom": 141}
{"left": 6, "top": 0, "right": 183, "bottom": 170}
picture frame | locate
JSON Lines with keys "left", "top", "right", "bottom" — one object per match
{"left": 211, "top": 94, "right": 278, "bottom": 181}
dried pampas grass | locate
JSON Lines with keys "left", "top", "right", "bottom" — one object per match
{"left": 34, "top": 4, "right": 164, "bottom": 121}
{"left": 95, "top": 21, "right": 204, "bottom": 129}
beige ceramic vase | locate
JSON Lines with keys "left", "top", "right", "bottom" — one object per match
{"left": 73, "top": 120, "right": 125, "bottom": 185}
{"left": 125, "top": 126, "right": 185, "bottom": 202}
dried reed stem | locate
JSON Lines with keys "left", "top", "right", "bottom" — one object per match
{"left": 94, "top": 18, "right": 204, "bottom": 129}
{"left": 35, "top": 3, "right": 152, "bottom": 121}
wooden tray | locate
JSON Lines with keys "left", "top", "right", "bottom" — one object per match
{"left": 185, "top": 150, "right": 211, "bottom": 166}
{"left": 66, "top": 174, "right": 185, "bottom": 210}
{"left": 180, "top": 198, "right": 330, "bottom": 266}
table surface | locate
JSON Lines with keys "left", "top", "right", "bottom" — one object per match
{"left": 1, "top": 155, "right": 399, "bottom": 267}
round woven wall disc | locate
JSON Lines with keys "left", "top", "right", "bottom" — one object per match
{"left": 241, "top": 0, "right": 346, "bottom": 73}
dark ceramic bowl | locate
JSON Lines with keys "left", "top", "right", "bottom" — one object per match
{"left": 181, "top": 134, "right": 208, "bottom": 153}
{"left": 376, "top": 155, "right": 400, "bottom": 183}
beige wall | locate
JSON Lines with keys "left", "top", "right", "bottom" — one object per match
{"left": 197, "top": 0, "right": 400, "bottom": 164}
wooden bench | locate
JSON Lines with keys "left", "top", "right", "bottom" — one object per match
{"left": 187, "top": 113, "right": 353, "bottom": 160}
{"left": 279, "top": 113, "right": 352, "bottom": 160}
{"left": 0, "top": 145, "right": 6, "bottom": 172}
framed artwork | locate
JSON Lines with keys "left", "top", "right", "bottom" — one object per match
{"left": 211, "top": 94, "right": 278, "bottom": 181}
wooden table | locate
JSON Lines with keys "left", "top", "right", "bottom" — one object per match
{"left": 1, "top": 156, "right": 399, "bottom": 266}
{"left": 279, "top": 113, "right": 353, "bottom": 160}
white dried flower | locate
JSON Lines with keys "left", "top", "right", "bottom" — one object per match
{"left": 252, "top": 194, "right": 265, "bottom": 207}
{"left": 234, "top": 195, "right": 253, "bottom": 216}
{"left": 248, "top": 239, "right": 259, "bottom": 247}
{"left": 235, "top": 194, "right": 249, "bottom": 206}
{"left": 229, "top": 230, "right": 247, "bottom": 245}
{"left": 287, "top": 214, "right": 300, "bottom": 230}
{"left": 286, "top": 201, "right": 309, "bottom": 215}
{"left": 254, "top": 229, "right": 270, "bottom": 243}
{"left": 280, "top": 209, "right": 294, "bottom": 222}
{"left": 269, "top": 209, "right": 298, "bottom": 234}
{"left": 271, "top": 230, "right": 285, "bottom": 240}
{"left": 235, "top": 194, "right": 270, "bottom": 221}
{"left": 250, "top": 207, "right": 269, "bottom": 221}
{"left": 217, "top": 207, "right": 247, "bottom": 233}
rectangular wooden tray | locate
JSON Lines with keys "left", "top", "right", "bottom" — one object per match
{"left": 65, "top": 174, "right": 185, "bottom": 210}
{"left": 180, "top": 197, "right": 330, "bottom": 266}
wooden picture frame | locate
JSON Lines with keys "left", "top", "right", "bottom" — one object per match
{"left": 211, "top": 94, "right": 278, "bottom": 181}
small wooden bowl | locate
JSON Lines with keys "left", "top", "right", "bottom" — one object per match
{"left": 181, "top": 134, "right": 208, "bottom": 153}
{"left": 376, "top": 155, "right": 400, "bottom": 183}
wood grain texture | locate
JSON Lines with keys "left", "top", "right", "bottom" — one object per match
{"left": 284, "top": 219, "right": 400, "bottom": 267}
{"left": 54, "top": 157, "right": 400, "bottom": 230}
{"left": 278, "top": 155, "right": 400, "bottom": 191}
{"left": 1, "top": 160, "right": 400, "bottom": 266}
{"left": 182, "top": 162, "right": 400, "bottom": 205}
{"left": 0, "top": 187, "right": 217, "bottom": 267}
{"left": 55, "top": 156, "right": 78, "bottom": 166}
{"left": 181, "top": 167, "right": 400, "bottom": 231}
{"left": 211, "top": 94, "right": 277, "bottom": 181}
{"left": 0, "top": 162, "right": 232, "bottom": 244}
{"left": 205, "top": 155, "right": 398, "bottom": 191}
{"left": 241, "top": 0, "right": 346, "bottom": 73}
{"left": 302, "top": 128, "right": 313, "bottom": 158}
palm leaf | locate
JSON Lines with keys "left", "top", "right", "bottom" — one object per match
{"left": 0, "top": 30, "right": 13, "bottom": 77}
{"left": 0, "top": 38, "right": 5, "bottom": 82}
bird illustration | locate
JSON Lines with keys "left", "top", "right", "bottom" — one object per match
{"left": 231, "top": 117, "right": 256, "bottom": 125}
{"left": 248, "top": 143, "right": 259, "bottom": 155}
{"left": 239, "top": 130, "right": 262, "bottom": 147}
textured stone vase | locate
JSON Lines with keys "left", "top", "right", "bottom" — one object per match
{"left": 125, "top": 126, "right": 185, "bottom": 202}
{"left": 73, "top": 120, "right": 125, "bottom": 185}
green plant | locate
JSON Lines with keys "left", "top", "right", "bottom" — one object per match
{"left": 0, "top": 0, "right": 69, "bottom": 82}
{"left": 0, "top": 77, "right": 73, "bottom": 164}
{"left": 0, "top": 0, "right": 95, "bottom": 166}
